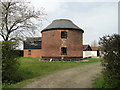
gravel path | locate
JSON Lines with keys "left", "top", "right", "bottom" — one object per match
{"left": 24, "top": 62, "right": 102, "bottom": 88}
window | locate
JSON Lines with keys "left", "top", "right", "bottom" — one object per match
{"left": 61, "top": 47, "right": 67, "bottom": 55}
{"left": 61, "top": 31, "right": 67, "bottom": 38}
{"left": 28, "top": 50, "right": 31, "bottom": 55}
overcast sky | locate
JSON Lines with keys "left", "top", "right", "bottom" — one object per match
{"left": 28, "top": 0, "right": 118, "bottom": 45}
{"left": 0, "top": 0, "right": 119, "bottom": 49}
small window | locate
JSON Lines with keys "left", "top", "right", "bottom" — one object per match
{"left": 28, "top": 50, "right": 31, "bottom": 55}
{"left": 61, "top": 31, "right": 67, "bottom": 38}
{"left": 61, "top": 47, "right": 67, "bottom": 55}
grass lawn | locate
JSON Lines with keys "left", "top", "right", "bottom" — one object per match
{"left": 3, "top": 57, "right": 101, "bottom": 88}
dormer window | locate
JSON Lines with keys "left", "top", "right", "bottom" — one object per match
{"left": 61, "top": 31, "right": 67, "bottom": 39}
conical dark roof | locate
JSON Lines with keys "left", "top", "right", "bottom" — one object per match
{"left": 41, "top": 19, "right": 84, "bottom": 33}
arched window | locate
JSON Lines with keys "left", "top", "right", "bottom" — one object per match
{"left": 61, "top": 31, "right": 67, "bottom": 39}
{"left": 61, "top": 47, "right": 67, "bottom": 55}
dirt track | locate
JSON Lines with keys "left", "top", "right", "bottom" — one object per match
{"left": 24, "top": 62, "right": 102, "bottom": 88}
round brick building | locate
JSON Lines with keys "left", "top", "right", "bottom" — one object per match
{"left": 41, "top": 19, "right": 84, "bottom": 60}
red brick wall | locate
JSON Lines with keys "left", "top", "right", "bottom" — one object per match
{"left": 24, "top": 49, "right": 42, "bottom": 58}
{"left": 42, "top": 30, "right": 83, "bottom": 58}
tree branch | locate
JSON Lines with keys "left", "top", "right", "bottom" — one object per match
{"left": 0, "top": 1, "right": 45, "bottom": 41}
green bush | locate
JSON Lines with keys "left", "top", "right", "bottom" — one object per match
{"left": 2, "top": 41, "right": 23, "bottom": 83}
{"left": 99, "top": 34, "right": 120, "bottom": 88}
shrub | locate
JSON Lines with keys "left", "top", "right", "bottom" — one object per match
{"left": 2, "top": 41, "right": 23, "bottom": 83}
{"left": 99, "top": 34, "right": 120, "bottom": 88}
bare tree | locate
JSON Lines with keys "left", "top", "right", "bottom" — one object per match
{"left": 91, "top": 40, "right": 98, "bottom": 47}
{"left": 0, "top": 1, "right": 45, "bottom": 41}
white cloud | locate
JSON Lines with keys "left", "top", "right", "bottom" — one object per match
{"left": 29, "top": 0, "right": 63, "bottom": 13}
{"left": 28, "top": 0, "right": 119, "bottom": 13}
{"left": 81, "top": 3, "right": 118, "bottom": 44}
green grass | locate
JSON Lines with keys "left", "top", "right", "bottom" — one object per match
{"left": 93, "top": 74, "right": 104, "bottom": 88}
{"left": 3, "top": 57, "right": 101, "bottom": 88}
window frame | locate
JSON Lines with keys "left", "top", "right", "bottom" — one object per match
{"left": 61, "top": 31, "right": 67, "bottom": 39}
{"left": 28, "top": 50, "right": 31, "bottom": 55}
{"left": 61, "top": 47, "right": 67, "bottom": 55}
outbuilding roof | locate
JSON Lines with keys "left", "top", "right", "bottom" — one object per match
{"left": 83, "top": 45, "right": 92, "bottom": 51}
{"left": 24, "top": 37, "right": 42, "bottom": 49}
{"left": 41, "top": 19, "right": 84, "bottom": 33}
{"left": 26, "top": 37, "right": 42, "bottom": 42}
{"left": 91, "top": 47, "right": 101, "bottom": 51}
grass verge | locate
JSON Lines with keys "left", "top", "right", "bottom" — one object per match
{"left": 93, "top": 74, "right": 104, "bottom": 88}
{"left": 3, "top": 57, "right": 101, "bottom": 88}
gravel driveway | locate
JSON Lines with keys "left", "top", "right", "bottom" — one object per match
{"left": 24, "top": 62, "right": 102, "bottom": 88}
